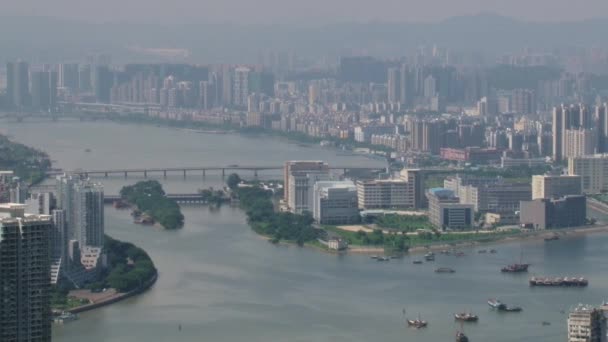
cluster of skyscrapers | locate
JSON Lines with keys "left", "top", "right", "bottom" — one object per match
{"left": 0, "top": 173, "right": 105, "bottom": 340}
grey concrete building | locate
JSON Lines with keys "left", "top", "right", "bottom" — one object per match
{"left": 0, "top": 203, "right": 52, "bottom": 342}
{"left": 519, "top": 195, "right": 586, "bottom": 230}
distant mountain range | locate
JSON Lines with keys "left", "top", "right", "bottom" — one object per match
{"left": 0, "top": 13, "right": 607, "bottom": 64}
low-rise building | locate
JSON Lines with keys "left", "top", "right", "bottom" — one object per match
{"left": 519, "top": 195, "right": 586, "bottom": 230}
{"left": 444, "top": 175, "right": 531, "bottom": 214}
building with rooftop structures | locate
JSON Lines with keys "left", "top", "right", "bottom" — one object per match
{"left": 426, "top": 188, "right": 473, "bottom": 230}
{"left": 0, "top": 203, "right": 52, "bottom": 342}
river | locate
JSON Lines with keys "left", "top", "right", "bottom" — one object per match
{"left": 1, "top": 120, "right": 607, "bottom": 342}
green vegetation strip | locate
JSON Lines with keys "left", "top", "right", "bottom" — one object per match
{"left": 51, "top": 235, "right": 157, "bottom": 310}
{"left": 120, "top": 180, "right": 184, "bottom": 229}
{"left": 232, "top": 180, "right": 318, "bottom": 246}
{"left": 0, "top": 133, "right": 51, "bottom": 184}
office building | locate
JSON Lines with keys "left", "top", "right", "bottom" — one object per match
{"left": 597, "top": 104, "right": 608, "bottom": 153}
{"left": 444, "top": 175, "right": 531, "bottom": 213}
{"left": 283, "top": 161, "right": 330, "bottom": 214}
{"left": 283, "top": 161, "right": 330, "bottom": 203}
{"left": 532, "top": 175, "right": 582, "bottom": 200}
{"left": 519, "top": 195, "right": 586, "bottom": 230}
{"left": 312, "top": 181, "right": 359, "bottom": 225}
{"left": 569, "top": 154, "right": 608, "bottom": 194}
{"left": 0, "top": 203, "right": 52, "bottom": 341}
{"left": 567, "top": 304, "right": 606, "bottom": 342}
{"left": 356, "top": 178, "right": 417, "bottom": 210}
{"left": 426, "top": 188, "right": 473, "bottom": 230}
{"left": 30, "top": 70, "right": 57, "bottom": 112}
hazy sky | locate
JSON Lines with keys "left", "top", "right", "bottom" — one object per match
{"left": 4, "top": 0, "right": 608, "bottom": 24}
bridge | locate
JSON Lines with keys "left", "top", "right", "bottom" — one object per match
{"left": 104, "top": 193, "right": 211, "bottom": 204}
{"left": 46, "top": 165, "right": 386, "bottom": 178}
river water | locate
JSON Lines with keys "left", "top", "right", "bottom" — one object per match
{"left": 1, "top": 120, "right": 607, "bottom": 342}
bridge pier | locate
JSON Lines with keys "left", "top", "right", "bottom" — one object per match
{"left": 124, "top": 171, "right": 128, "bottom": 178}
{"left": 144, "top": 170, "right": 147, "bottom": 178}
{"left": 222, "top": 168, "right": 225, "bottom": 178}
{"left": 202, "top": 169, "right": 206, "bottom": 177}
{"left": 163, "top": 170, "right": 167, "bottom": 178}
{"left": 254, "top": 169, "right": 258, "bottom": 178}
{"left": 84, "top": 173, "right": 89, "bottom": 178}
{"left": 183, "top": 170, "right": 187, "bottom": 178}
{"left": 104, "top": 172, "right": 108, "bottom": 178}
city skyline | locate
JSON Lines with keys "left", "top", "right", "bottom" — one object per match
{"left": 4, "top": 3, "right": 608, "bottom": 25}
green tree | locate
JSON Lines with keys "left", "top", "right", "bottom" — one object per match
{"left": 226, "top": 173, "right": 242, "bottom": 190}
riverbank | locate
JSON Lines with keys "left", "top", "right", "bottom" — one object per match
{"left": 347, "top": 224, "right": 608, "bottom": 255}
{"left": 66, "top": 273, "right": 158, "bottom": 314}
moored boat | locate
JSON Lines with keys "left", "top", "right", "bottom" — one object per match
{"left": 456, "top": 331, "right": 469, "bottom": 342}
{"left": 529, "top": 276, "right": 588, "bottom": 287}
{"left": 424, "top": 252, "right": 435, "bottom": 261}
{"left": 413, "top": 260, "right": 423, "bottom": 264}
{"left": 501, "top": 263, "right": 529, "bottom": 273}
{"left": 454, "top": 312, "right": 478, "bottom": 322}
{"left": 407, "top": 318, "right": 428, "bottom": 328}
{"left": 435, "top": 267, "right": 455, "bottom": 273}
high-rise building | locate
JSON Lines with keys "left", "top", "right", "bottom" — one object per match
{"left": 567, "top": 304, "right": 607, "bottom": 342}
{"left": 552, "top": 104, "right": 595, "bottom": 161}
{"left": 73, "top": 181, "right": 104, "bottom": 248}
{"left": 387, "top": 67, "right": 401, "bottom": 104}
{"left": 0, "top": 203, "right": 52, "bottom": 341}
{"left": 199, "top": 81, "right": 214, "bottom": 110}
{"left": 93, "top": 65, "right": 113, "bottom": 103}
{"left": 563, "top": 128, "right": 599, "bottom": 158}
{"left": 510, "top": 89, "right": 536, "bottom": 114}
{"left": 531, "top": 174, "right": 582, "bottom": 200}
{"left": 58, "top": 63, "right": 80, "bottom": 90}
{"left": 6, "top": 60, "right": 30, "bottom": 108}
{"left": 233, "top": 67, "right": 250, "bottom": 108}
{"left": 30, "top": 70, "right": 56, "bottom": 112}
{"left": 79, "top": 64, "right": 92, "bottom": 91}
{"left": 597, "top": 104, "right": 608, "bottom": 153}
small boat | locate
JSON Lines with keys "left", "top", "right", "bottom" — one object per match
{"left": 456, "top": 331, "right": 469, "bottom": 342}
{"left": 502, "top": 306, "right": 522, "bottom": 312}
{"left": 454, "top": 312, "right": 479, "bottom": 322}
{"left": 542, "top": 321, "right": 551, "bottom": 326}
{"left": 370, "top": 255, "right": 379, "bottom": 259}
{"left": 406, "top": 317, "right": 428, "bottom": 329}
{"left": 228, "top": 164, "right": 239, "bottom": 167}
{"left": 53, "top": 312, "right": 79, "bottom": 324}
{"left": 435, "top": 267, "right": 455, "bottom": 273}
{"left": 455, "top": 252, "right": 466, "bottom": 257}
{"left": 544, "top": 235, "right": 559, "bottom": 241}
{"left": 413, "top": 260, "right": 423, "bottom": 264}
{"left": 424, "top": 252, "right": 435, "bottom": 261}
{"left": 501, "top": 264, "right": 529, "bottom": 273}
{"left": 487, "top": 298, "right": 504, "bottom": 309}
{"left": 478, "top": 249, "right": 487, "bottom": 254}
{"left": 377, "top": 256, "right": 390, "bottom": 262}
{"left": 84, "top": 148, "right": 92, "bottom": 153}
{"left": 489, "top": 249, "right": 497, "bottom": 254}
{"left": 440, "top": 250, "right": 451, "bottom": 255}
